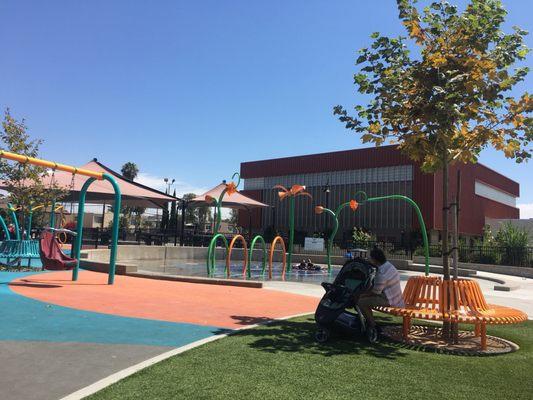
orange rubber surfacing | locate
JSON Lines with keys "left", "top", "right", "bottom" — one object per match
{"left": 11, "top": 271, "right": 318, "bottom": 329}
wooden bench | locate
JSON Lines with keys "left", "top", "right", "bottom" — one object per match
{"left": 375, "top": 276, "right": 528, "bottom": 349}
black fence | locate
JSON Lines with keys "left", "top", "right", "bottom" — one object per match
{"left": 418, "top": 244, "right": 533, "bottom": 268}
{"left": 68, "top": 227, "right": 533, "bottom": 268}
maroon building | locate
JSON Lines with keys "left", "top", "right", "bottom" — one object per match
{"left": 239, "top": 145, "right": 519, "bottom": 243}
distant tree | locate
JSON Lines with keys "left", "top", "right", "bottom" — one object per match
{"left": 121, "top": 162, "right": 139, "bottom": 180}
{"left": 334, "top": 0, "right": 532, "bottom": 281}
{"left": 181, "top": 192, "right": 211, "bottom": 229}
{"left": 182, "top": 193, "right": 197, "bottom": 224}
{"left": 169, "top": 189, "right": 177, "bottom": 230}
{"left": 160, "top": 188, "right": 170, "bottom": 231}
{"left": 118, "top": 161, "right": 145, "bottom": 230}
{"left": 0, "top": 109, "right": 66, "bottom": 230}
{"left": 228, "top": 209, "right": 239, "bottom": 225}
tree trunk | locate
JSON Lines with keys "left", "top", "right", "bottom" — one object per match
{"left": 442, "top": 158, "right": 450, "bottom": 280}
{"left": 441, "top": 157, "right": 451, "bottom": 338}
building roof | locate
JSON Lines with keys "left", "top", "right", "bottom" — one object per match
{"left": 1, "top": 159, "right": 177, "bottom": 208}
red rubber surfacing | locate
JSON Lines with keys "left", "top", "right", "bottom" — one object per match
{"left": 10, "top": 271, "right": 318, "bottom": 329}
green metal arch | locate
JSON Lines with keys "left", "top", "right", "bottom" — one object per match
{"left": 248, "top": 235, "right": 267, "bottom": 278}
{"left": 363, "top": 194, "right": 429, "bottom": 275}
{"left": 207, "top": 233, "right": 229, "bottom": 276}
{"left": 0, "top": 214, "right": 11, "bottom": 240}
{"left": 72, "top": 173, "right": 122, "bottom": 285}
{"left": 7, "top": 203, "right": 20, "bottom": 241}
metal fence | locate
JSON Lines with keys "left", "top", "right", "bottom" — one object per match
{"left": 70, "top": 227, "right": 533, "bottom": 268}
{"left": 418, "top": 244, "right": 533, "bottom": 268}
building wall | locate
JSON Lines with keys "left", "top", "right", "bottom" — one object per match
{"left": 240, "top": 145, "right": 519, "bottom": 241}
{"left": 433, "top": 163, "right": 519, "bottom": 236}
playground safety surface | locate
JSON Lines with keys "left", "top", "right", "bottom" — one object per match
{"left": 0, "top": 270, "right": 318, "bottom": 400}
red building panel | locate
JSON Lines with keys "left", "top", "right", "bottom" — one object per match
{"left": 240, "top": 146, "right": 520, "bottom": 237}
{"left": 241, "top": 145, "right": 413, "bottom": 178}
{"left": 433, "top": 163, "right": 519, "bottom": 235}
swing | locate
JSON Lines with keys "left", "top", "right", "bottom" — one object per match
{"left": 39, "top": 229, "right": 78, "bottom": 271}
{"left": 39, "top": 171, "right": 78, "bottom": 271}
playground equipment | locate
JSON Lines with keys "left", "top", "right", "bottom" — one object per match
{"left": 0, "top": 150, "right": 121, "bottom": 284}
{"left": 315, "top": 191, "right": 430, "bottom": 274}
{"left": 206, "top": 174, "right": 288, "bottom": 279}
{"left": 315, "top": 199, "right": 359, "bottom": 272}
{"left": 0, "top": 203, "right": 41, "bottom": 267}
{"left": 314, "top": 190, "right": 526, "bottom": 350}
{"left": 273, "top": 184, "right": 312, "bottom": 272}
{"left": 39, "top": 229, "right": 78, "bottom": 270}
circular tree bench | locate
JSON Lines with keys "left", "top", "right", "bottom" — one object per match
{"left": 375, "top": 276, "right": 528, "bottom": 350}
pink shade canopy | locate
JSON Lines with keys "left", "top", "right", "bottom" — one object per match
{"left": 190, "top": 183, "right": 268, "bottom": 210}
{"left": 1, "top": 159, "right": 176, "bottom": 208}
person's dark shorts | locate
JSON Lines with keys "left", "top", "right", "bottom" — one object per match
{"left": 357, "top": 293, "right": 389, "bottom": 309}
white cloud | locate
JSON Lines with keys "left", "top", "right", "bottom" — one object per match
{"left": 518, "top": 203, "right": 533, "bottom": 219}
{"left": 135, "top": 172, "right": 207, "bottom": 197}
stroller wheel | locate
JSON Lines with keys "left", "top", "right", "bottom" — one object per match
{"left": 315, "top": 329, "right": 330, "bottom": 343}
{"left": 366, "top": 327, "right": 378, "bottom": 344}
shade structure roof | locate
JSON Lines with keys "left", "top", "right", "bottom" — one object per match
{"left": 1, "top": 159, "right": 177, "bottom": 208}
{"left": 190, "top": 182, "right": 268, "bottom": 210}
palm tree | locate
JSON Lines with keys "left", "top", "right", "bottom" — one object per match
{"left": 121, "top": 162, "right": 139, "bottom": 181}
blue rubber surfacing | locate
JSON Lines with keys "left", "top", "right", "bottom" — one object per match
{"left": 0, "top": 271, "right": 228, "bottom": 347}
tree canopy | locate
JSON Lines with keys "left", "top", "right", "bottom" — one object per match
{"left": 334, "top": 0, "right": 531, "bottom": 172}
{"left": 0, "top": 109, "right": 65, "bottom": 226}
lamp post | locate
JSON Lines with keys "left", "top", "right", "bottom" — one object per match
{"left": 164, "top": 178, "right": 175, "bottom": 193}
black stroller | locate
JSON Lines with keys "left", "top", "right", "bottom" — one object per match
{"left": 314, "top": 257, "right": 377, "bottom": 343}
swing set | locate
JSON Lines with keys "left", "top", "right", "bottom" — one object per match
{"left": 0, "top": 150, "right": 122, "bottom": 285}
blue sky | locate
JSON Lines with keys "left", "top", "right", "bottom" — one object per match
{"left": 0, "top": 1, "right": 531, "bottom": 215}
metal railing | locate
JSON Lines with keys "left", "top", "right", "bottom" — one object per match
{"left": 56, "top": 227, "right": 533, "bottom": 268}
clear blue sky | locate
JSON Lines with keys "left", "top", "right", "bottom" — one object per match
{"left": 0, "top": 1, "right": 531, "bottom": 214}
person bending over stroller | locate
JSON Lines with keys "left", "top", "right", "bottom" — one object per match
{"left": 357, "top": 248, "right": 404, "bottom": 331}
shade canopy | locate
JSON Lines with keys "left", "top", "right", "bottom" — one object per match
{"left": 189, "top": 183, "right": 268, "bottom": 210}
{"left": 1, "top": 159, "right": 177, "bottom": 208}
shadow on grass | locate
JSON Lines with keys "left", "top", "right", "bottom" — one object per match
{"left": 222, "top": 314, "right": 405, "bottom": 360}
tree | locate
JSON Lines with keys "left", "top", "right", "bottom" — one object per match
{"left": 169, "top": 189, "right": 177, "bottom": 230}
{"left": 227, "top": 209, "right": 239, "bottom": 225}
{"left": 0, "top": 109, "right": 66, "bottom": 230}
{"left": 119, "top": 161, "right": 144, "bottom": 230}
{"left": 334, "top": 0, "right": 531, "bottom": 281}
{"left": 121, "top": 162, "right": 139, "bottom": 181}
{"left": 182, "top": 193, "right": 197, "bottom": 224}
{"left": 181, "top": 192, "right": 212, "bottom": 230}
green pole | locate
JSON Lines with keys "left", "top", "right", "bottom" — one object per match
{"left": 206, "top": 233, "right": 228, "bottom": 275}
{"left": 364, "top": 194, "right": 430, "bottom": 276}
{"left": 287, "top": 196, "right": 295, "bottom": 272}
{"left": 50, "top": 200, "right": 56, "bottom": 228}
{"left": 213, "top": 189, "right": 227, "bottom": 236}
{"left": 0, "top": 215, "right": 11, "bottom": 240}
{"left": 248, "top": 235, "right": 267, "bottom": 278}
{"left": 7, "top": 203, "right": 20, "bottom": 241}
{"left": 73, "top": 174, "right": 121, "bottom": 284}
{"left": 73, "top": 178, "right": 95, "bottom": 281}
{"left": 103, "top": 173, "right": 121, "bottom": 285}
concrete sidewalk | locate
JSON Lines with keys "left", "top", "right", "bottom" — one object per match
{"left": 265, "top": 269, "right": 533, "bottom": 318}
{"left": 0, "top": 341, "right": 171, "bottom": 400}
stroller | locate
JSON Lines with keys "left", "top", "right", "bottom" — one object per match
{"left": 314, "top": 257, "right": 376, "bottom": 343}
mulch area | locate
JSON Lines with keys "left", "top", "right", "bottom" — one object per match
{"left": 381, "top": 324, "right": 519, "bottom": 356}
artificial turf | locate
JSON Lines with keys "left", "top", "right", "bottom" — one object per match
{"left": 89, "top": 315, "right": 533, "bottom": 400}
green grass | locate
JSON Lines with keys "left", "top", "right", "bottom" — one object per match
{"left": 89, "top": 315, "right": 533, "bottom": 400}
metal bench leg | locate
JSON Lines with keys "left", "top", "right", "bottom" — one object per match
{"left": 402, "top": 316, "right": 411, "bottom": 341}
{"left": 480, "top": 323, "right": 487, "bottom": 350}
